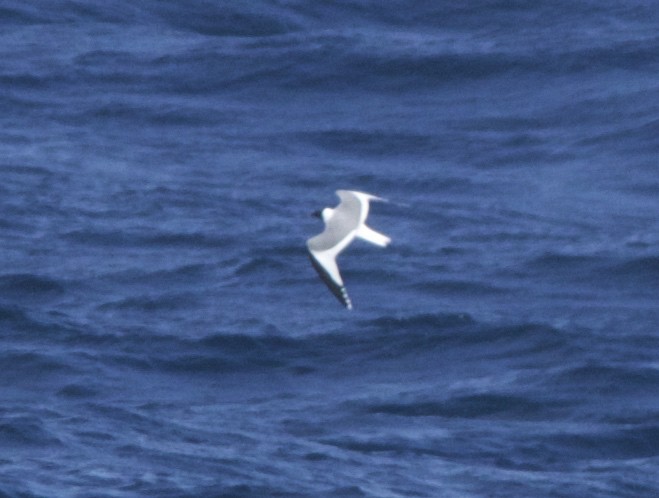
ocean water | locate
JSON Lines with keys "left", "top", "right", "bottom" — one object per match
{"left": 1, "top": 1, "right": 658, "bottom": 496}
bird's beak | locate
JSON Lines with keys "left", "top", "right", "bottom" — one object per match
{"left": 311, "top": 210, "right": 322, "bottom": 219}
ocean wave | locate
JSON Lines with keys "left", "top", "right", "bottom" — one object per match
{"left": 0, "top": 1, "right": 299, "bottom": 37}
{"left": 0, "top": 351, "right": 77, "bottom": 380}
{"left": 75, "top": 331, "right": 298, "bottom": 375}
{"left": 152, "top": 1, "right": 299, "bottom": 37}
{"left": 13, "top": 16, "right": 653, "bottom": 103}
{"left": 581, "top": 118, "right": 659, "bottom": 154}
{"left": 529, "top": 252, "right": 607, "bottom": 270}
{"left": 363, "top": 393, "right": 551, "bottom": 420}
{"left": 551, "top": 362, "right": 659, "bottom": 393}
{"left": 527, "top": 252, "right": 659, "bottom": 291}
{"left": 3, "top": 0, "right": 655, "bottom": 38}
{"left": 0, "top": 2, "right": 68, "bottom": 25}
{"left": 413, "top": 279, "right": 511, "bottom": 296}
{"left": 144, "top": 232, "right": 232, "bottom": 249}
{"left": 70, "top": 100, "right": 226, "bottom": 128}
{"left": 613, "top": 256, "right": 659, "bottom": 283}
{"left": 0, "top": 273, "right": 65, "bottom": 299}
{"left": 320, "top": 434, "right": 446, "bottom": 459}
{"left": 0, "top": 304, "right": 51, "bottom": 335}
{"left": 233, "top": 256, "right": 288, "bottom": 277}
{"left": 260, "top": 34, "right": 659, "bottom": 90}
{"left": 361, "top": 314, "right": 565, "bottom": 356}
{"left": 151, "top": 352, "right": 285, "bottom": 375}
{"left": 325, "top": 416, "right": 659, "bottom": 474}
{"left": 230, "top": 34, "right": 525, "bottom": 90}
{"left": 78, "top": 317, "right": 491, "bottom": 375}
{"left": 526, "top": 252, "right": 610, "bottom": 282}
{"left": 62, "top": 228, "right": 230, "bottom": 249}
{"left": 104, "top": 263, "right": 210, "bottom": 286}
{"left": 543, "top": 425, "right": 659, "bottom": 462}
{"left": 0, "top": 415, "right": 62, "bottom": 447}
{"left": 57, "top": 383, "right": 99, "bottom": 399}
{"left": 52, "top": 31, "right": 512, "bottom": 96}
{"left": 97, "top": 293, "right": 199, "bottom": 312}
{"left": 299, "top": 129, "right": 440, "bottom": 157}
{"left": 626, "top": 182, "right": 659, "bottom": 197}
{"left": 2, "top": 299, "right": 571, "bottom": 381}
{"left": 363, "top": 312, "right": 476, "bottom": 331}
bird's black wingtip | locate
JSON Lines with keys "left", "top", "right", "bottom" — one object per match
{"left": 308, "top": 252, "right": 353, "bottom": 310}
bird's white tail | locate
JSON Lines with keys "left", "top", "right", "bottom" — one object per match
{"left": 356, "top": 225, "right": 391, "bottom": 247}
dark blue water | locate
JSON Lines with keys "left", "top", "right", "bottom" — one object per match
{"left": 2, "top": 1, "right": 658, "bottom": 496}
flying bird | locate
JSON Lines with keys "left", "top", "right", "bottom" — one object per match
{"left": 307, "top": 190, "right": 391, "bottom": 309}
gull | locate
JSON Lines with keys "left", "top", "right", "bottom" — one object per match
{"left": 307, "top": 190, "right": 391, "bottom": 309}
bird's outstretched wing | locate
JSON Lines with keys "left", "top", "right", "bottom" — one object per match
{"left": 308, "top": 249, "right": 353, "bottom": 309}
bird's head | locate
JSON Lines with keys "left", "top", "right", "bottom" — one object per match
{"left": 311, "top": 207, "right": 334, "bottom": 223}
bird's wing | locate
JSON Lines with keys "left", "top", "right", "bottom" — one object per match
{"left": 336, "top": 190, "right": 367, "bottom": 225}
{"left": 355, "top": 224, "right": 391, "bottom": 247}
{"left": 337, "top": 190, "right": 387, "bottom": 225}
{"left": 307, "top": 191, "right": 361, "bottom": 253}
{"left": 307, "top": 247, "right": 353, "bottom": 309}
{"left": 338, "top": 190, "right": 390, "bottom": 247}
{"left": 307, "top": 231, "right": 355, "bottom": 309}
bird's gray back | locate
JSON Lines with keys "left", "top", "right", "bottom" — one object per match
{"left": 307, "top": 192, "right": 362, "bottom": 252}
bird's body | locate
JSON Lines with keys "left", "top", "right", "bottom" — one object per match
{"left": 307, "top": 190, "right": 390, "bottom": 309}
